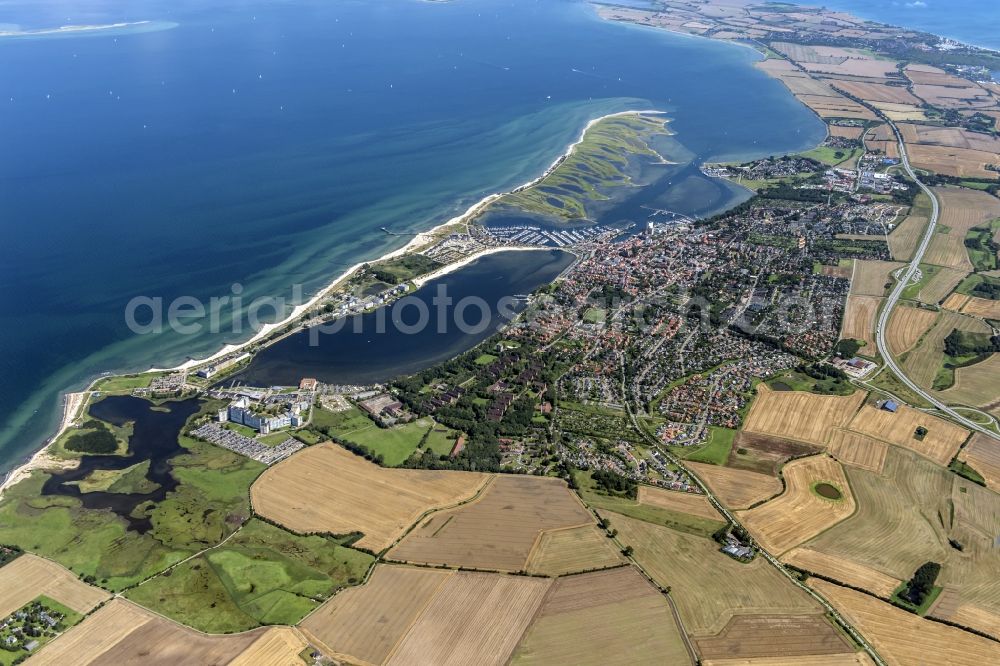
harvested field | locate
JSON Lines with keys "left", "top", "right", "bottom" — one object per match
{"left": 807, "top": 447, "right": 1000, "bottom": 618}
{"left": 886, "top": 304, "right": 938, "bottom": 355}
{"left": 846, "top": 404, "right": 968, "bottom": 466}
{"left": 939, "top": 353, "right": 1000, "bottom": 413}
{"left": 742, "top": 386, "right": 865, "bottom": 448}
{"left": 384, "top": 571, "right": 550, "bottom": 666}
{"left": 251, "top": 443, "right": 487, "bottom": 553}
{"left": 826, "top": 80, "right": 920, "bottom": 105}
{"left": 828, "top": 125, "right": 864, "bottom": 140}
{"left": 888, "top": 201, "right": 929, "bottom": 261}
{"left": 702, "top": 655, "right": 875, "bottom": 666}
{"left": 912, "top": 83, "right": 994, "bottom": 109}
{"left": 929, "top": 589, "right": 1000, "bottom": 639}
{"left": 942, "top": 292, "right": 972, "bottom": 311}
{"left": 638, "top": 485, "right": 722, "bottom": 520}
{"left": 609, "top": 513, "right": 821, "bottom": 636}
{"left": 901, "top": 310, "right": 989, "bottom": 389}
{"left": 0, "top": 553, "right": 110, "bottom": 618}
{"left": 301, "top": 565, "right": 452, "bottom": 666}
{"left": 688, "top": 461, "right": 782, "bottom": 509}
{"left": 229, "top": 627, "right": 308, "bottom": 666}
{"left": 811, "top": 580, "right": 1000, "bottom": 666}
{"left": 511, "top": 567, "right": 691, "bottom": 665}
{"left": 918, "top": 267, "right": 969, "bottom": 304}
{"left": 959, "top": 433, "right": 1000, "bottom": 492}
{"left": 871, "top": 101, "right": 927, "bottom": 122}
{"left": 827, "top": 429, "right": 888, "bottom": 473}
{"left": 901, "top": 124, "right": 1000, "bottom": 153}
{"left": 523, "top": 525, "right": 626, "bottom": 576}
{"left": 730, "top": 432, "right": 822, "bottom": 477}
{"left": 695, "top": 614, "right": 854, "bottom": 661}
{"left": 924, "top": 188, "right": 1000, "bottom": 270}
{"left": 31, "top": 598, "right": 262, "bottom": 666}
{"left": 905, "top": 65, "right": 977, "bottom": 88}
{"left": 782, "top": 548, "right": 900, "bottom": 598}
{"left": 842, "top": 295, "right": 880, "bottom": 351}
{"left": 387, "top": 475, "right": 592, "bottom": 571}
{"left": 906, "top": 144, "right": 1000, "bottom": 179}
{"left": 962, "top": 296, "right": 1000, "bottom": 319}
{"left": 738, "top": 456, "right": 855, "bottom": 556}
{"left": 851, "top": 260, "right": 904, "bottom": 296}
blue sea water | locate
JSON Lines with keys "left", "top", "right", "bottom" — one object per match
{"left": 0, "top": 0, "right": 827, "bottom": 475}
{"left": 818, "top": 0, "right": 1000, "bottom": 51}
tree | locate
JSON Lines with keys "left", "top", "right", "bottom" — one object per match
{"left": 622, "top": 545, "right": 634, "bottom": 557}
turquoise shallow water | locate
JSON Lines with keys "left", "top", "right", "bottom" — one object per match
{"left": 0, "top": 0, "right": 827, "bottom": 474}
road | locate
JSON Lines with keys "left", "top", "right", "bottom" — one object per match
{"left": 616, "top": 362, "right": 888, "bottom": 666}
{"left": 873, "top": 119, "right": 1000, "bottom": 442}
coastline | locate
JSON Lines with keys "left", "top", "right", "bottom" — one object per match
{"left": 0, "top": 109, "right": 662, "bottom": 499}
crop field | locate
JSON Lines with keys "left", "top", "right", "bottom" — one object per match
{"left": 511, "top": 567, "right": 691, "bottom": 665}
{"left": 229, "top": 627, "right": 308, "bottom": 666}
{"left": 782, "top": 547, "right": 900, "bottom": 597}
{"left": 886, "top": 304, "right": 939, "bottom": 355}
{"left": 124, "top": 518, "right": 374, "bottom": 632}
{"left": 826, "top": 80, "right": 921, "bottom": 105}
{"left": 907, "top": 143, "right": 1000, "bottom": 179}
{"left": 250, "top": 443, "right": 487, "bottom": 553}
{"left": 301, "top": 565, "right": 453, "bottom": 665}
{"left": 738, "top": 456, "right": 855, "bottom": 555}
{"left": 871, "top": 101, "right": 927, "bottom": 122}
{"left": 900, "top": 310, "right": 990, "bottom": 389}
{"left": 959, "top": 433, "right": 1000, "bottom": 491}
{"left": 846, "top": 404, "right": 968, "bottom": 466}
{"left": 929, "top": 589, "right": 1000, "bottom": 639}
{"left": 387, "top": 475, "right": 592, "bottom": 571}
{"left": 923, "top": 188, "right": 1000, "bottom": 270}
{"left": 851, "top": 260, "right": 903, "bottom": 296}
{"left": 938, "top": 353, "right": 1000, "bottom": 414}
{"left": 0, "top": 554, "right": 110, "bottom": 618}
{"left": 841, "top": 295, "right": 880, "bottom": 351}
{"left": 637, "top": 486, "right": 722, "bottom": 521}
{"left": 962, "top": 296, "right": 1000, "bottom": 319}
{"left": 694, "top": 614, "right": 854, "bottom": 661}
{"left": 523, "top": 525, "right": 626, "bottom": 576}
{"left": 729, "top": 431, "right": 823, "bottom": 477}
{"left": 811, "top": 580, "right": 1000, "bottom": 666}
{"left": 687, "top": 461, "right": 782, "bottom": 510}
{"left": 702, "top": 655, "right": 874, "bottom": 666}
{"left": 385, "top": 571, "right": 550, "bottom": 666}
{"left": 828, "top": 125, "right": 864, "bottom": 140}
{"left": 888, "top": 193, "right": 930, "bottom": 260}
{"left": 942, "top": 292, "right": 972, "bottom": 311}
{"left": 609, "top": 513, "right": 820, "bottom": 636}
{"left": 742, "top": 386, "right": 865, "bottom": 447}
{"left": 917, "top": 266, "right": 969, "bottom": 305}
{"left": 806, "top": 447, "right": 1000, "bottom": 619}
{"left": 31, "top": 598, "right": 263, "bottom": 665}
{"left": 826, "top": 429, "right": 888, "bottom": 473}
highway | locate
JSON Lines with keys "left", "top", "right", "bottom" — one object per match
{"left": 873, "top": 119, "right": 1000, "bottom": 442}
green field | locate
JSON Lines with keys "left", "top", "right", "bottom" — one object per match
{"left": 474, "top": 353, "right": 498, "bottom": 366}
{"left": 798, "top": 146, "right": 862, "bottom": 167}
{"left": 766, "top": 369, "right": 856, "bottom": 396}
{"left": 368, "top": 253, "right": 442, "bottom": 285}
{"left": 345, "top": 417, "right": 439, "bottom": 466}
{"left": 65, "top": 460, "right": 159, "bottom": 495}
{"left": 669, "top": 426, "right": 735, "bottom": 466}
{"left": 573, "top": 471, "right": 724, "bottom": 538}
{"left": 423, "top": 425, "right": 461, "bottom": 456}
{"left": 125, "top": 519, "right": 373, "bottom": 632}
{"left": 91, "top": 372, "right": 167, "bottom": 393}
{"left": 0, "top": 401, "right": 266, "bottom": 590}
{"left": 582, "top": 307, "right": 607, "bottom": 324}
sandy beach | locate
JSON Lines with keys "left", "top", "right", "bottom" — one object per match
{"left": 1, "top": 109, "right": 660, "bottom": 499}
